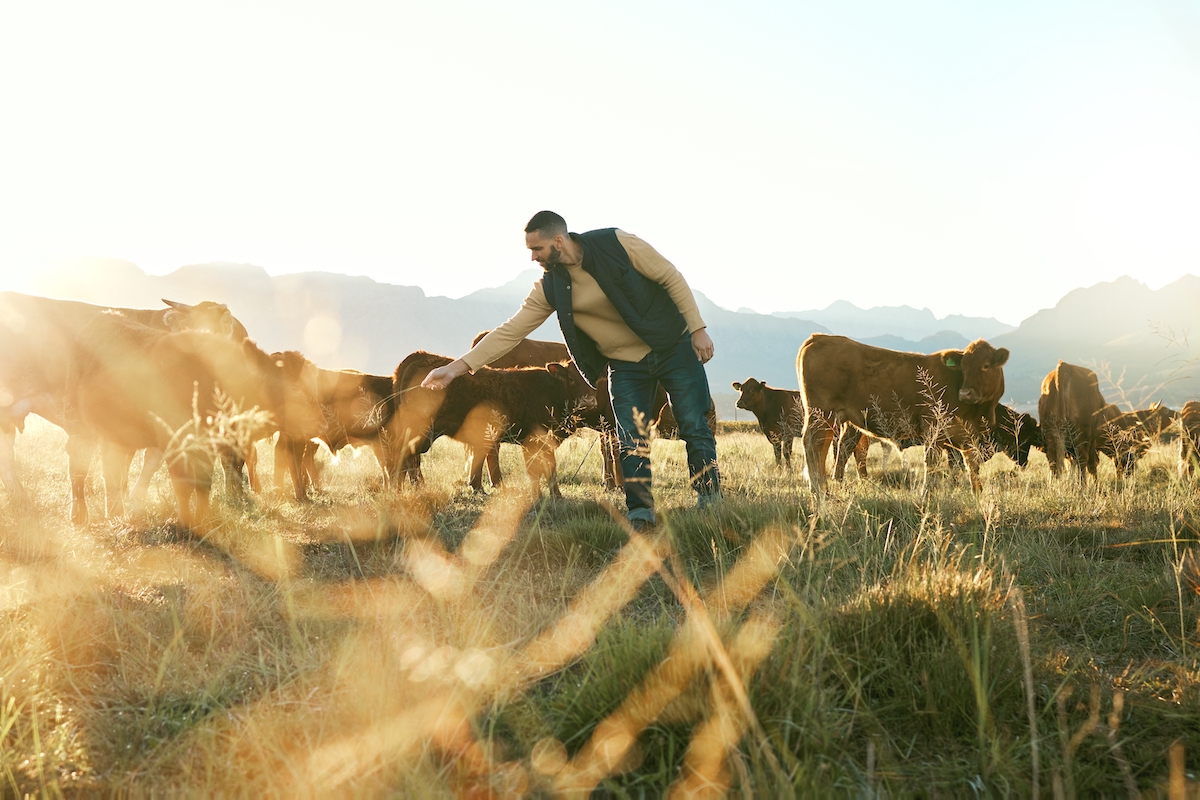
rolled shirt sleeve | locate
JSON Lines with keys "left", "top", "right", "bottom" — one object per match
{"left": 460, "top": 282, "right": 554, "bottom": 371}
{"left": 616, "top": 230, "right": 707, "bottom": 333}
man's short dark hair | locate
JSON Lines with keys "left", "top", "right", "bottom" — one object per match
{"left": 525, "top": 210, "right": 568, "bottom": 238}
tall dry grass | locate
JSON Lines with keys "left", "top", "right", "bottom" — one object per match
{"left": 1, "top": 418, "right": 1198, "bottom": 796}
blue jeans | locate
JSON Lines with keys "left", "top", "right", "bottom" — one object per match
{"left": 609, "top": 334, "right": 721, "bottom": 522}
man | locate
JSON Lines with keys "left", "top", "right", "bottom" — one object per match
{"left": 421, "top": 211, "right": 721, "bottom": 529}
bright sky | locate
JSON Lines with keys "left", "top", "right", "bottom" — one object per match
{"left": 2, "top": 1, "right": 1198, "bottom": 325}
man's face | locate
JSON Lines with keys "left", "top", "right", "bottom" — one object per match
{"left": 526, "top": 231, "right": 564, "bottom": 270}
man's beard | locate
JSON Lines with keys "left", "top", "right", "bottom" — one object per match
{"left": 539, "top": 246, "right": 563, "bottom": 269}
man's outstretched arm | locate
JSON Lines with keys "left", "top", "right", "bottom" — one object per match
{"left": 420, "top": 282, "right": 554, "bottom": 389}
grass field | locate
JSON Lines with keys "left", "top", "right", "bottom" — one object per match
{"left": 1, "top": 416, "right": 1198, "bottom": 797}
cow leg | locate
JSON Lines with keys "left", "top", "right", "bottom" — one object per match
{"left": 1044, "top": 420, "right": 1065, "bottom": 479}
{"left": 801, "top": 412, "right": 835, "bottom": 493}
{"left": 781, "top": 435, "right": 794, "bottom": 470}
{"left": 832, "top": 424, "right": 858, "bottom": 482}
{"left": 522, "top": 433, "right": 558, "bottom": 502}
{"left": 129, "top": 447, "right": 165, "bottom": 516}
{"left": 274, "top": 435, "right": 310, "bottom": 500}
{"left": 1077, "top": 441, "right": 1096, "bottom": 486}
{"left": 370, "top": 439, "right": 390, "bottom": 486}
{"left": 66, "top": 434, "right": 97, "bottom": 526}
{"left": 853, "top": 432, "right": 870, "bottom": 478}
{"left": 302, "top": 441, "right": 321, "bottom": 493}
{"left": 273, "top": 434, "right": 291, "bottom": 493}
{"left": 467, "top": 445, "right": 489, "bottom": 493}
{"left": 486, "top": 445, "right": 503, "bottom": 488}
{"left": 170, "top": 454, "right": 214, "bottom": 532}
{"left": 219, "top": 447, "right": 250, "bottom": 504}
{"left": 244, "top": 441, "right": 261, "bottom": 493}
{"left": 101, "top": 444, "right": 135, "bottom": 518}
{"left": 0, "top": 428, "right": 19, "bottom": 498}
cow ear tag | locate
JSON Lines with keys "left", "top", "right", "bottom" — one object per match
{"left": 943, "top": 354, "right": 960, "bottom": 369}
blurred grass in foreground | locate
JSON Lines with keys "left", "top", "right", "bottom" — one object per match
{"left": 1, "top": 420, "right": 1198, "bottom": 796}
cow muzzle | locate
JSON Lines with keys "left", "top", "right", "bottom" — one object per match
{"left": 958, "top": 388, "right": 981, "bottom": 404}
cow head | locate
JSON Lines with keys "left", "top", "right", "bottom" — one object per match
{"left": 1139, "top": 401, "right": 1179, "bottom": 442}
{"left": 162, "top": 298, "right": 250, "bottom": 340}
{"left": 946, "top": 340, "right": 1009, "bottom": 406}
{"left": 732, "top": 379, "right": 768, "bottom": 415}
{"left": 545, "top": 361, "right": 597, "bottom": 433}
{"left": 257, "top": 346, "right": 327, "bottom": 441}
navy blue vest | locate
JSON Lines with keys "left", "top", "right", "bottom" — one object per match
{"left": 540, "top": 228, "right": 689, "bottom": 386}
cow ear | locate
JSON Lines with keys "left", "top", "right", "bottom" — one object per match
{"left": 545, "top": 362, "right": 565, "bottom": 375}
{"left": 732, "top": 382, "right": 742, "bottom": 390}
{"left": 942, "top": 351, "right": 964, "bottom": 370}
{"left": 162, "top": 309, "right": 183, "bottom": 329}
{"left": 992, "top": 348, "right": 1010, "bottom": 367}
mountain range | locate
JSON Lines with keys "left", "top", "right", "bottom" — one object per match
{"left": 36, "top": 260, "right": 1199, "bottom": 418}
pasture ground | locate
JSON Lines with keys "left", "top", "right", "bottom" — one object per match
{"left": 1, "top": 417, "right": 1199, "bottom": 797}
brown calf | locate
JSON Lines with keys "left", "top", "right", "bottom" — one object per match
{"left": 388, "top": 351, "right": 591, "bottom": 499}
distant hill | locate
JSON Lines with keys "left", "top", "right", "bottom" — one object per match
{"left": 33, "top": 261, "right": 1199, "bottom": 418}
{"left": 993, "top": 275, "right": 1198, "bottom": 411}
{"left": 772, "top": 300, "right": 1014, "bottom": 341}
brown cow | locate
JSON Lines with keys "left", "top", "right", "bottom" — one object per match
{"left": 1038, "top": 361, "right": 1108, "bottom": 484}
{"left": 389, "top": 351, "right": 455, "bottom": 484}
{"left": 467, "top": 331, "right": 716, "bottom": 491}
{"left": 1179, "top": 401, "right": 1200, "bottom": 478}
{"left": 733, "top": 377, "right": 870, "bottom": 478}
{"left": 467, "top": 332, "right": 605, "bottom": 494}
{"left": 387, "top": 351, "right": 592, "bottom": 500}
{"left": 0, "top": 292, "right": 249, "bottom": 517}
{"left": 273, "top": 368, "right": 396, "bottom": 500}
{"left": 67, "top": 318, "right": 325, "bottom": 529}
{"left": 797, "top": 334, "right": 1009, "bottom": 493}
{"left": 1093, "top": 402, "right": 1176, "bottom": 477}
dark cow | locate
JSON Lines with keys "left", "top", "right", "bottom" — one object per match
{"left": 1092, "top": 402, "right": 1176, "bottom": 477}
{"left": 387, "top": 350, "right": 592, "bottom": 500}
{"left": 68, "top": 318, "right": 325, "bottom": 529}
{"left": 731, "top": 378, "right": 803, "bottom": 467}
{"left": 1179, "top": 401, "right": 1200, "bottom": 478}
{"left": 797, "top": 334, "right": 1009, "bottom": 493}
{"left": 0, "top": 292, "right": 249, "bottom": 516}
{"left": 732, "top": 377, "right": 867, "bottom": 477}
{"left": 467, "top": 331, "right": 716, "bottom": 491}
{"left": 273, "top": 368, "right": 396, "bottom": 500}
{"left": 468, "top": 332, "right": 604, "bottom": 494}
{"left": 1038, "top": 362, "right": 1109, "bottom": 484}
{"left": 990, "top": 405, "right": 1043, "bottom": 467}
{"left": 390, "top": 351, "right": 455, "bottom": 484}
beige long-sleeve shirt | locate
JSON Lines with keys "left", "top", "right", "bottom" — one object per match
{"left": 462, "top": 230, "right": 707, "bottom": 370}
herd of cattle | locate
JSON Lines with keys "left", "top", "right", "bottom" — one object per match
{"left": 0, "top": 292, "right": 1198, "bottom": 531}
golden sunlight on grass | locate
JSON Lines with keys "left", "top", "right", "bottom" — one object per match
{"left": 2, "top": 418, "right": 1200, "bottom": 796}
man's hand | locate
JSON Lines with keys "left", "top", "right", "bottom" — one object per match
{"left": 420, "top": 359, "right": 471, "bottom": 390}
{"left": 691, "top": 328, "right": 715, "bottom": 364}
